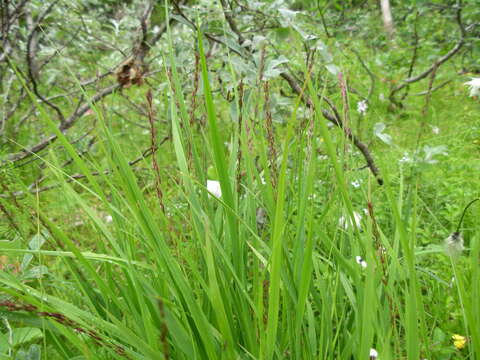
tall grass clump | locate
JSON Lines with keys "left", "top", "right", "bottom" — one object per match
{"left": 1, "top": 24, "right": 479, "bottom": 360}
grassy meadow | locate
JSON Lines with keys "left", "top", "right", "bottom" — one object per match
{"left": 1, "top": 1, "right": 479, "bottom": 359}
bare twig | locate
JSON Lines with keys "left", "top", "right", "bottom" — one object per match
{"left": 316, "top": 2, "right": 332, "bottom": 38}
{"left": 389, "top": 4, "right": 466, "bottom": 105}
{"left": 25, "top": 1, "right": 66, "bottom": 124}
{"left": 15, "top": 126, "right": 95, "bottom": 169}
{"left": 412, "top": 79, "right": 452, "bottom": 96}
{"left": 220, "top": 0, "right": 246, "bottom": 45}
{"left": 5, "top": 84, "right": 121, "bottom": 163}
{"left": 399, "top": 11, "right": 419, "bottom": 103}
{"left": 28, "top": 136, "right": 96, "bottom": 190}
{"left": 281, "top": 72, "right": 383, "bottom": 185}
{"left": 350, "top": 47, "right": 376, "bottom": 99}
{"left": 136, "top": 2, "right": 154, "bottom": 62}
{"left": 421, "top": 63, "right": 438, "bottom": 116}
{"left": 2, "top": 140, "right": 169, "bottom": 199}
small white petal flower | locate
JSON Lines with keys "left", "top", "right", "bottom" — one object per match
{"left": 369, "top": 348, "right": 378, "bottom": 359}
{"left": 465, "top": 78, "right": 480, "bottom": 97}
{"left": 355, "top": 256, "right": 367, "bottom": 268}
{"left": 399, "top": 152, "right": 412, "bottom": 163}
{"left": 357, "top": 100, "right": 368, "bottom": 115}
{"left": 351, "top": 180, "right": 361, "bottom": 188}
{"left": 207, "top": 180, "right": 222, "bottom": 198}
{"left": 104, "top": 215, "right": 113, "bottom": 223}
{"left": 431, "top": 126, "right": 440, "bottom": 135}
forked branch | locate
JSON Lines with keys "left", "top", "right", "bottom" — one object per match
{"left": 389, "top": 4, "right": 467, "bottom": 105}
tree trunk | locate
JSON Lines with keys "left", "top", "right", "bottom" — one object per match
{"left": 380, "top": 0, "right": 395, "bottom": 39}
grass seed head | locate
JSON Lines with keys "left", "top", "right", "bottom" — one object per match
{"left": 444, "top": 231, "right": 464, "bottom": 258}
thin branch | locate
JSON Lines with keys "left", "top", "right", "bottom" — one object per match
{"left": 2, "top": 139, "right": 169, "bottom": 199}
{"left": 411, "top": 79, "right": 452, "bottom": 96}
{"left": 220, "top": 0, "right": 246, "bottom": 45}
{"left": 350, "top": 47, "right": 376, "bottom": 99}
{"left": 25, "top": 0, "right": 66, "bottom": 124}
{"left": 28, "top": 136, "right": 96, "bottom": 190}
{"left": 136, "top": 1, "right": 154, "bottom": 61}
{"left": 281, "top": 72, "right": 382, "bottom": 184}
{"left": 399, "top": 10, "right": 419, "bottom": 103}
{"left": 5, "top": 84, "right": 120, "bottom": 164}
{"left": 316, "top": 2, "right": 332, "bottom": 38}
{"left": 389, "top": 4, "right": 466, "bottom": 103}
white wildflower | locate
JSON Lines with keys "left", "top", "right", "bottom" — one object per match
{"left": 357, "top": 100, "right": 368, "bottom": 115}
{"left": 399, "top": 152, "right": 412, "bottom": 163}
{"left": 431, "top": 126, "right": 440, "bottom": 135}
{"left": 355, "top": 256, "right": 367, "bottom": 268}
{"left": 351, "top": 180, "right": 361, "bottom": 188}
{"left": 339, "top": 211, "right": 362, "bottom": 229}
{"left": 465, "top": 78, "right": 480, "bottom": 97}
{"left": 444, "top": 232, "right": 464, "bottom": 258}
{"left": 104, "top": 215, "right": 113, "bottom": 223}
{"left": 207, "top": 180, "right": 222, "bottom": 198}
{"left": 369, "top": 348, "right": 378, "bottom": 359}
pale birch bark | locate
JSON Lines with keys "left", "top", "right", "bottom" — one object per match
{"left": 380, "top": 0, "right": 395, "bottom": 38}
